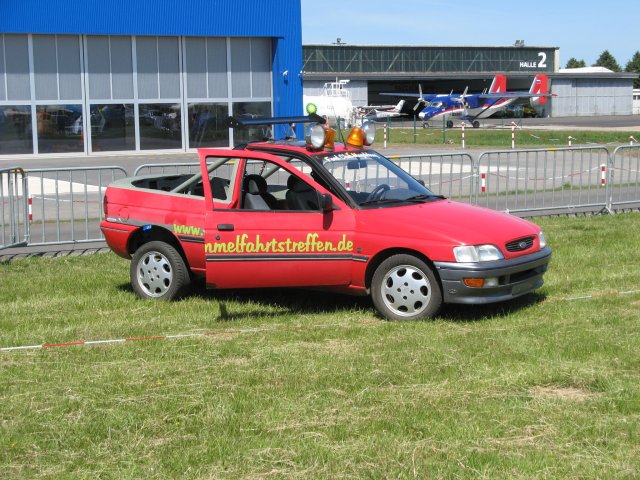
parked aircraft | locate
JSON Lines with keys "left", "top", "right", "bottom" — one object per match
{"left": 303, "top": 79, "right": 357, "bottom": 128}
{"left": 358, "top": 100, "right": 406, "bottom": 120}
{"left": 384, "top": 75, "right": 553, "bottom": 128}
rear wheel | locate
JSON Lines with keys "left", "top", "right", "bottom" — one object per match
{"left": 371, "top": 254, "right": 442, "bottom": 321}
{"left": 130, "top": 241, "right": 190, "bottom": 300}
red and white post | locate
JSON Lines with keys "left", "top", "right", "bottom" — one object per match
{"left": 461, "top": 122, "right": 465, "bottom": 149}
{"left": 600, "top": 164, "right": 607, "bottom": 187}
{"left": 568, "top": 136, "right": 574, "bottom": 147}
{"left": 28, "top": 197, "right": 33, "bottom": 222}
{"left": 481, "top": 171, "right": 487, "bottom": 193}
{"left": 383, "top": 123, "right": 388, "bottom": 149}
{"left": 511, "top": 122, "right": 517, "bottom": 149}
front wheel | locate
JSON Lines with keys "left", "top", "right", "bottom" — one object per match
{"left": 130, "top": 241, "right": 190, "bottom": 300}
{"left": 371, "top": 254, "right": 442, "bottom": 321}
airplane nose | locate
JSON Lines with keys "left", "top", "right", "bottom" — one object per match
{"left": 418, "top": 112, "right": 426, "bottom": 120}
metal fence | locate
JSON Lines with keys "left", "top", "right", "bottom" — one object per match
{"left": 134, "top": 163, "right": 200, "bottom": 177}
{"left": 0, "top": 167, "right": 29, "bottom": 249}
{"left": 2, "top": 145, "right": 640, "bottom": 251}
{"left": 610, "top": 145, "right": 640, "bottom": 210}
{"left": 476, "top": 147, "right": 611, "bottom": 216}
{"left": 389, "top": 152, "right": 477, "bottom": 201}
{"left": 26, "top": 166, "right": 128, "bottom": 246}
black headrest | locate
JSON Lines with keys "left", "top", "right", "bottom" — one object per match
{"left": 243, "top": 174, "right": 267, "bottom": 194}
{"left": 287, "top": 175, "right": 313, "bottom": 193}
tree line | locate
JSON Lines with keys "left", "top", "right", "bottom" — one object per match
{"left": 565, "top": 51, "right": 640, "bottom": 88}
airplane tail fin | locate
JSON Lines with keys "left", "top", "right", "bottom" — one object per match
{"left": 489, "top": 75, "right": 507, "bottom": 94}
{"left": 395, "top": 100, "right": 405, "bottom": 112}
{"left": 529, "top": 74, "right": 549, "bottom": 106}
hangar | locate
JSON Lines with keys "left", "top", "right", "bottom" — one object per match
{"left": 0, "top": 0, "right": 302, "bottom": 157}
{"left": 302, "top": 44, "right": 636, "bottom": 118}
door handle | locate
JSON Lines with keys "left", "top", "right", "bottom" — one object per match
{"left": 217, "top": 224, "right": 235, "bottom": 231}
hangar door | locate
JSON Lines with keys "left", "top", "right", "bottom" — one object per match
{"left": 551, "top": 78, "right": 632, "bottom": 117}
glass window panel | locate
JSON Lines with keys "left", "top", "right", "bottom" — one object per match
{"left": 90, "top": 104, "right": 135, "bottom": 152}
{"left": 87, "top": 36, "right": 112, "bottom": 100}
{"left": 0, "top": 36, "right": 5, "bottom": 101}
{"left": 139, "top": 103, "right": 182, "bottom": 150}
{"left": 230, "top": 38, "right": 251, "bottom": 98}
{"left": 110, "top": 36, "right": 134, "bottom": 100}
{"left": 185, "top": 37, "right": 207, "bottom": 99}
{"left": 136, "top": 37, "right": 159, "bottom": 99}
{"left": 57, "top": 35, "right": 82, "bottom": 101}
{"left": 207, "top": 38, "right": 228, "bottom": 98}
{"left": 232, "top": 101, "right": 271, "bottom": 145}
{"left": 187, "top": 103, "right": 229, "bottom": 148}
{"left": 158, "top": 37, "right": 180, "bottom": 99}
{"left": 5, "top": 35, "right": 31, "bottom": 101}
{"left": 36, "top": 104, "right": 83, "bottom": 154}
{"left": 33, "top": 35, "right": 58, "bottom": 101}
{"left": 251, "top": 38, "right": 272, "bottom": 98}
{"left": 0, "top": 106, "right": 33, "bottom": 154}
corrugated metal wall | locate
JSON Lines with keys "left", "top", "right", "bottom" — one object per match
{"left": 551, "top": 78, "right": 633, "bottom": 117}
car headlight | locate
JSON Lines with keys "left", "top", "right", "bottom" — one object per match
{"left": 453, "top": 244, "right": 504, "bottom": 263}
{"left": 538, "top": 231, "right": 547, "bottom": 249}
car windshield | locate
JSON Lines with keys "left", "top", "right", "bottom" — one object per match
{"left": 314, "top": 150, "right": 442, "bottom": 208}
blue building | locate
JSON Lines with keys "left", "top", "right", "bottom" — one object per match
{"left": 0, "top": 0, "right": 303, "bottom": 157}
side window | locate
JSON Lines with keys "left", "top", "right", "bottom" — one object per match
{"left": 240, "top": 159, "right": 320, "bottom": 211}
{"left": 203, "top": 156, "right": 239, "bottom": 205}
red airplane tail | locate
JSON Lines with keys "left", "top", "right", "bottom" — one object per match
{"left": 530, "top": 74, "right": 549, "bottom": 105}
{"left": 489, "top": 74, "right": 507, "bottom": 94}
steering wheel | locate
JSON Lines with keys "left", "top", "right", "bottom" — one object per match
{"left": 364, "top": 184, "right": 390, "bottom": 202}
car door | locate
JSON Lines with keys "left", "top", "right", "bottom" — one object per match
{"left": 203, "top": 151, "right": 357, "bottom": 289}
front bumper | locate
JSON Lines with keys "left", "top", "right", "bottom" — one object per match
{"left": 434, "top": 246, "right": 552, "bottom": 305}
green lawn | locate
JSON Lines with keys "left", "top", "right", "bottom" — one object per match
{"left": 1, "top": 213, "right": 640, "bottom": 478}
{"left": 377, "top": 127, "right": 639, "bottom": 149}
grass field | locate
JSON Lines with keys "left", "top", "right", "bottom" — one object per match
{"left": 376, "top": 127, "right": 639, "bottom": 149}
{"left": 1, "top": 213, "right": 640, "bottom": 478}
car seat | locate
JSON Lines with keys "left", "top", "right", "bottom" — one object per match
{"left": 286, "top": 175, "right": 319, "bottom": 210}
{"left": 242, "top": 174, "right": 277, "bottom": 210}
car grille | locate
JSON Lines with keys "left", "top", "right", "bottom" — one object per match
{"left": 506, "top": 237, "right": 534, "bottom": 252}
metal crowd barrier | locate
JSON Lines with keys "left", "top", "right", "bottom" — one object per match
{"left": 2, "top": 145, "right": 640, "bottom": 251}
{"left": 475, "top": 147, "right": 612, "bottom": 216}
{"left": 134, "top": 162, "right": 200, "bottom": 176}
{"left": 610, "top": 145, "right": 640, "bottom": 211}
{"left": 25, "top": 166, "right": 128, "bottom": 246}
{"left": 389, "top": 152, "right": 476, "bottom": 201}
{"left": 0, "top": 167, "right": 29, "bottom": 249}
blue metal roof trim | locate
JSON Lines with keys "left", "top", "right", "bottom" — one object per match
{"left": 0, "top": 0, "right": 297, "bottom": 37}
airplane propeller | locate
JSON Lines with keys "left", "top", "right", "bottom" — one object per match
{"left": 413, "top": 84, "right": 428, "bottom": 112}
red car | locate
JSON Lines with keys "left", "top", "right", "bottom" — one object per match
{"left": 101, "top": 117, "right": 551, "bottom": 320}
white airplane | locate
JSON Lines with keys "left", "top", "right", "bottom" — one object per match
{"left": 358, "top": 100, "right": 406, "bottom": 120}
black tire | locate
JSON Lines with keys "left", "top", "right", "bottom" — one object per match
{"left": 446, "top": 120, "right": 454, "bottom": 129}
{"left": 130, "top": 241, "right": 190, "bottom": 300}
{"left": 371, "top": 254, "right": 442, "bottom": 321}
{"left": 472, "top": 120, "right": 480, "bottom": 129}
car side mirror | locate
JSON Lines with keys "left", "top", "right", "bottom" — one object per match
{"left": 320, "top": 193, "right": 334, "bottom": 213}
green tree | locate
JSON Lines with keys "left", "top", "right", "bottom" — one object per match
{"left": 565, "top": 57, "right": 586, "bottom": 68}
{"left": 593, "top": 50, "right": 621, "bottom": 72}
{"left": 624, "top": 51, "right": 640, "bottom": 88}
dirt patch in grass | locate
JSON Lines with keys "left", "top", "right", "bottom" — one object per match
{"left": 530, "top": 385, "right": 595, "bottom": 401}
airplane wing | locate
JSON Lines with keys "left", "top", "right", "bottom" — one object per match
{"left": 479, "top": 92, "right": 555, "bottom": 99}
{"left": 380, "top": 93, "right": 438, "bottom": 100}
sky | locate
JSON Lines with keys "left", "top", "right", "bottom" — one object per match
{"left": 301, "top": 0, "right": 639, "bottom": 68}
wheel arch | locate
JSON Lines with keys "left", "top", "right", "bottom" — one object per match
{"left": 128, "top": 226, "right": 187, "bottom": 263}
{"left": 365, "top": 248, "right": 442, "bottom": 293}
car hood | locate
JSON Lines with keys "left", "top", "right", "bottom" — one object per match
{"left": 357, "top": 199, "right": 540, "bottom": 247}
